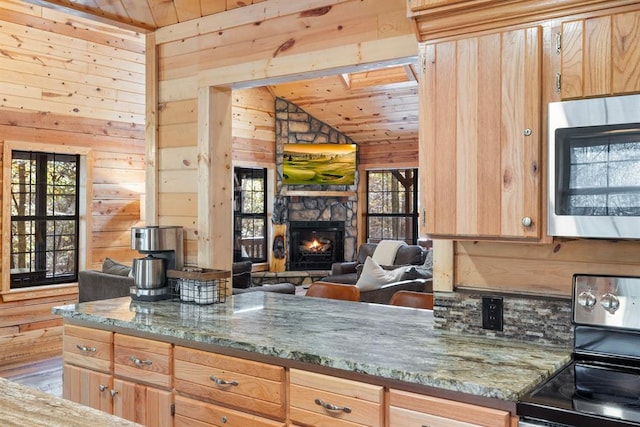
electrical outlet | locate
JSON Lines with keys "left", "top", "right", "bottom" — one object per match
{"left": 482, "top": 296, "right": 503, "bottom": 331}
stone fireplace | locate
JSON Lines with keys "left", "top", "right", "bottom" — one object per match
{"left": 275, "top": 98, "right": 358, "bottom": 265}
{"left": 288, "top": 221, "right": 344, "bottom": 271}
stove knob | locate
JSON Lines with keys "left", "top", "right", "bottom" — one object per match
{"left": 600, "top": 293, "right": 620, "bottom": 313}
{"left": 577, "top": 291, "right": 597, "bottom": 308}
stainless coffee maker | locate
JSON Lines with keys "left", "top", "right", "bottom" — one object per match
{"left": 130, "top": 226, "right": 184, "bottom": 301}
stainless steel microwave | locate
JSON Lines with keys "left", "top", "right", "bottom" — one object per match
{"left": 548, "top": 94, "right": 640, "bottom": 239}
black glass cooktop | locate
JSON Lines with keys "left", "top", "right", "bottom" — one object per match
{"left": 518, "top": 361, "right": 640, "bottom": 427}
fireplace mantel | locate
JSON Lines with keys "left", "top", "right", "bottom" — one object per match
{"left": 281, "top": 189, "right": 356, "bottom": 198}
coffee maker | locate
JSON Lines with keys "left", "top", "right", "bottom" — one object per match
{"left": 130, "top": 226, "right": 184, "bottom": 301}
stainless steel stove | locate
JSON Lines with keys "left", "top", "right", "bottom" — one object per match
{"left": 518, "top": 274, "right": 640, "bottom": 427}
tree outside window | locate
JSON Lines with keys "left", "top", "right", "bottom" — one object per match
{"left": 10, "top": 151, "right": 79, "bottom": 288}
{"left": 234, "top": 168, "right": 267, "bottom": 263}
{"left": 366, "top": 169, "right": 418, "bottom": 244}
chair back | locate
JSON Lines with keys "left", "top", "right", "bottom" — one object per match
{"left": 389, "top": 291, "right": 433, "bottom": 309}
{"left": 306, "top": 281, "right": 360, "bottom": 301}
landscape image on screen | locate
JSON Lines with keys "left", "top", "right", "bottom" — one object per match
{"left": 283, "top": 143, "right": 357, "bottom": 185}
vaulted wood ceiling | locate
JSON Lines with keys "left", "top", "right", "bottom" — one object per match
{"left": 31, "top": 0, "right": 419, "bottom": 145}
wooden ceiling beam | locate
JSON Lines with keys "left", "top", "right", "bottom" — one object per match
{"left": 22, "top": 0, "right": 155, "bottom": 32}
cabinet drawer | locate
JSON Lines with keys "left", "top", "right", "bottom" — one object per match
{"left": 174, "top": 395, "right": 285, "bottom": 427}
{"left": 388, "top": 389, "right": 511, "bottom": 427}
{"left": 289, "top": 369, "right": 384, "bottom": 427}
{"left": 63, "top": 324, "right": 113, "bottom": 372}
{"left": 174, "top": 346, "right": 285, "bottom": 420}
{"left": 114, "top": 334, "right": 172, "bottom": 389}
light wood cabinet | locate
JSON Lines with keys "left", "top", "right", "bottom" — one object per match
{"left": 388, "top": 389, "right": 511, "bottom": 427}
{"left": 113, "top": 334, "right": 174, "bottom": 426}
{"left": 63, "top": 324, "right": 113, "bottom": 373}
{"left": 113, "top": 378, "right": 173, "bottom": 427}
{"left": 420, "top": 26, "right": 542, "bottom": 240}
{"left": 62, "top": 324, "right": 114, "bottom": 412}
{"left": 63, "top": 324, "right": 518, "bottom": 427}
{"left": 173, "top": 346, "right": 286, "bottom": 423}
{"left": 63, "top": 326, "right": 174, "bottom": 427}
{"left": 173, "top": 395, "right": 285, "bottom": 427}
{"left": 63, "top": 364, "right": 113, "bottom": 412}
{"left": 289, "top": 369, "right": 384, "bottom": 427}
{"left": 560, "top": 10, "right": 640, "bottom": 99}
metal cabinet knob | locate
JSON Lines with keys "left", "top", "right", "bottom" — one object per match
{"left": 522, "top": 216, "right": 533, "bottom": 227}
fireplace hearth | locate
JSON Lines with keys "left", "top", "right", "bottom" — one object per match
{"left": 289, "top": 221, "right": 344, "bottom": 271}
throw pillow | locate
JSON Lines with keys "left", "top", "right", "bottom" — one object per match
{"left": 403, "top": 248, "right": 434, "bottom": 280}
{"left": 355, "top": 256, "right": 409, "bottom": 291}
{"left": 102, "top": 257, "right": 131, "bottom": 277}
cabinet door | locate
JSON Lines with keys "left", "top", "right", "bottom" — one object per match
{"left": 63, "top": 364, "right": 112, "bottom": 413}
{"left": 561, "top": 10, "right": 640, "bottom": 99}
{"left": 113, "top": 378, "right": 173, "bottom": 427}
{"left": 421, "top": 26, "right": 541, "bottom": 239}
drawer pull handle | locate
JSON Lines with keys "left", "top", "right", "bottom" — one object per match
{"left": 129, "top": 355, "right": 153, "bottom": 367}
{"left": 314, "top": 398, "right": 352, "bottom": 414}
{"left": 209, "top": 375, "right": 239, "bottom": 387}
{"left": 99, "top": 384, "right": 107, "bottom": 392}
{"left": 76, "top": 344, "right": 96, "bottom": 353}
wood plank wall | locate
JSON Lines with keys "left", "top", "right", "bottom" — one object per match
{"left": 156, "top": 0, "right": 416, "bottom": 265}
{"left": 0, "top": 0, "right": 145, "bottom": 367}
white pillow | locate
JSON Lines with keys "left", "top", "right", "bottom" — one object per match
{"left": 355, "top": 256, "right": 409, "bottom": 291}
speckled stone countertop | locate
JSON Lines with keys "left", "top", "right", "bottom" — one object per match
{"left": 53, "top": 293, "right": 571, "bottom": 403}
{"left": 0, "top": 377, "right": 141, "bottom": 427}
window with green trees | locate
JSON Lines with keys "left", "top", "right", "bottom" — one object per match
{"left": 233, "top": 167, "right": 267, "bottom": 263}
{"left": 366, "top": 169, "right": 418, "bottom": 244}
{"left": 10, "top": 151, "right": 80, "bottom": 288}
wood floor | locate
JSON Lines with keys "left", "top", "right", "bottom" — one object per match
{"left": 0, "top": 357, "right": 63, "bottom": 398}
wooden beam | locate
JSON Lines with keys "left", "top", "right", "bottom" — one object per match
{"left": 197, "top": 87, "right": 233, "bottom": 276}
{"left": 145, "top": 32, "right": 159, "bottom": 226}
{"left": 21, "top": 0, "right": 155, "bottom": 32}
{"left": 198, "top": 35, "right": 419, "bottom": 89}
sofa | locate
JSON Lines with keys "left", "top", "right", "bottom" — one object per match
{"left": 231, "top": 260, "right": 296, "bottom": 295}
{"left": 321, "top": 242, "right": 433, "bottom": 304}
{"left": 78, "top": 258, "right": 134, "bottom": 303}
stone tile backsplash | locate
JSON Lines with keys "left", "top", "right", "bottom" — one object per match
{"left": 433, "top": 289, "right": 573, "bottom": 346}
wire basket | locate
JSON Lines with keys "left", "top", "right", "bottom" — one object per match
{"left": 167, "top": 267, "right": 229, "bottom": 305}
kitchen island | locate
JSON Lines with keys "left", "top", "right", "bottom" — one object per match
{"left": 53, "top": 292, "right": 571, "bottom": 426}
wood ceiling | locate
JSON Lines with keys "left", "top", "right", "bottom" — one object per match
{"left": 31, "top": 0, "right": 419, "bottom": 146}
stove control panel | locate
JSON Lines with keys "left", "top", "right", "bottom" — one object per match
{"left": 573, "top": 274, "right": 640, "bottom": 329}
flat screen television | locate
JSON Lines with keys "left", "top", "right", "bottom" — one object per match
{"left": 283, "top": 143, "right": 357, "bottom": 185}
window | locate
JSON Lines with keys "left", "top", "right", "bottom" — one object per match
{"left": 366, "top": 169, "right": 418, "bottom": 244}
{"left": 234, "top": 167, "right": 267, "bottom": 263}
{"left": 10, "top": 151, "right": 80, "bottom": 288}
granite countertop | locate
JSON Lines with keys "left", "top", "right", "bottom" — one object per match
{"left": 53, "top": 292, "right": 572, "bottom": 402}
{"left": 0, "top": 377, "right": 142, "bottom": 427}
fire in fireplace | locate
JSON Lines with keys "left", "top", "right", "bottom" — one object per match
{"left": 289, "top": 221, "right": 344, "bottom": 271}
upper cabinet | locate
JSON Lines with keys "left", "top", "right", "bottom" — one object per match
{"left": 560, "top": 10, "right": 640, "bottom": 99}
{"left": 407, "top": 0, "right": 640, "bottom": 41}
{"left": 419, "top": 27, "right": 542, "bottom": 240}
